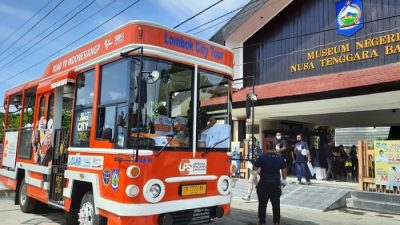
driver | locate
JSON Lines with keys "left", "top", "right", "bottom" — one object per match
{"left": 154, "top": 105, "right": 173, "bottom": 136}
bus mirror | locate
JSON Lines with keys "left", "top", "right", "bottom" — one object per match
{"left": 146, "top": 71, "right": 160, "bottom": 84}
{"left": 161, "top": 70, "right": 171, "bottom": 83}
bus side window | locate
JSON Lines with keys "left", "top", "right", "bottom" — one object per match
{"left": 72, "top": 70, "right": 94, "bottom": 147}
{"left": 96, "top": 106, "right": 116, "bottom": 140}
{"left": 47, "top": 93, "right": 54, "bottom": 130}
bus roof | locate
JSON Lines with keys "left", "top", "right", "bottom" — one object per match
{"left": 4, "top": 20, "right": 234, "bottom": 98}
{"left": 43, "top": 20, "right": 233, "bottom": 79}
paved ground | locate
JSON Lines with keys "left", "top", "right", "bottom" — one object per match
{"left": 1, "top": 178, "right": 400, "bottom": 225}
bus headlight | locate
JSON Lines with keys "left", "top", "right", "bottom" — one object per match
{"left": 217, "top": 176, "right": 231, "bottom": 195}
{"left": 143, "top": 179, "right": 165, "bottom": 203}
{"left": 221, "top": 180, "right": 229, "bottom": 191}
{"left": 149, "top": 184, "right": 161, "bottom": 198}
{"left": 126, "top": 185, "right": 139, "bottom": 197}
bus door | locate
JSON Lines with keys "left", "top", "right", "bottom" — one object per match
{"left": 48, "top": 84, "right": 74, "bottom": 205}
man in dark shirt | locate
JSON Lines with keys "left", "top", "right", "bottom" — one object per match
{"left": 275, "top": 132, "right": 288, "bottom": 155}
{"left": 292, "top": 134, "right": 311, "bottom": 185}
{"left": 324, "top": 141, "right": 336, "bottom": 181}
{"left": 254, "top": 141, "right": 287, "bottom": 225}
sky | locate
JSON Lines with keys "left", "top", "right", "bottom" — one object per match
{"left": 0, "top": 0, "right": 250, "bottom": 104}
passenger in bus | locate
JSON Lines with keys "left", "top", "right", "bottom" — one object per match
{"left": 153, "top": 105, "right": 173, "bottom": 146}
{"left": 174, "top": 116, "right": 189, "bottom": 146}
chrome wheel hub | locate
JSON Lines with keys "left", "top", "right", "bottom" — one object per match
{"left": 78, "top": 202, "right": 94, "bottom": 225}
{"left": 20, "top": 183, "right": 27, "bottom": 206}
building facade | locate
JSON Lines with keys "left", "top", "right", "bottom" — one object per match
{"left": 211, "top": 0, "right": 400, "bottom": 148}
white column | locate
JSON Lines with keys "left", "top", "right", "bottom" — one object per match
{"left": 226, "top": 41, "right": 243, "bottom": 89}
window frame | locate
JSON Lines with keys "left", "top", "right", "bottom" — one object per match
{"left": 95, "top": 59, "right": 131, "bottom": 148}
{"left": 195, "top": 69, "right": 231, "bottom": 152}
{"left": 71, "top": 70, "right": 95, "bottom": 147}
{"left": 129, "top": 57, "right": 195, "bottom": 151}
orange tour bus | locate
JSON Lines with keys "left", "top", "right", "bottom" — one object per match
{"left": 0, "top": 21, "right": 235, "bottom": 225}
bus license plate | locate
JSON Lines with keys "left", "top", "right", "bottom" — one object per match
{"left": 180, "top": 184, "right": 207, "bottom": 196}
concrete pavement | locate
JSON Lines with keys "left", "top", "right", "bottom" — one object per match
{"left": 1, "top": 178, "right": 400, "bottom": 225}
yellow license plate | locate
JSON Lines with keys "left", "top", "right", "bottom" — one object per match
{"left": 181, "top": 184, "right": 207, "bottom": 196}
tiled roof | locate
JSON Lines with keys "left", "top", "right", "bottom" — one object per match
{"left": 233, "top": 63, "right": 400, "bottom": 102}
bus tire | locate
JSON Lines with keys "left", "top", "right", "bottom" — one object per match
{"left": 19, "top": 178, "right": 37, "bottom": 213}
{"left": 78, "top": 191, "right": 100, "bottom": 225}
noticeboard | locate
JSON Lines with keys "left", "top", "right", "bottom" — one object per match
{"left": 374, "top": 141, "right": 400, "bottom": 187}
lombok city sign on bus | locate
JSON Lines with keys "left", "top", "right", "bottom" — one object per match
{"left": 374, "top": 141, "right": 400, "bottom": 187}
{"left": 290, "top": 31, "right": 400, "bottom": 73}
{"left": 45, "top": 22, "right": 232, "bottom": 78}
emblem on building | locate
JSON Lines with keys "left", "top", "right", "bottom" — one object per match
{"left": 336, "top": 0, "right": 363, "bottom": 36}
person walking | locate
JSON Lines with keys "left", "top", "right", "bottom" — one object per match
{"left": 253, "top": 141, "right": 288, "bottom": 225}
{"left": 292, "top": 134, "right": 312, "bottom": 185}
{"left": 349, "top": 145, "right": 358, "bottom": 181}
{"left": 324, "top": 141, "right": 336, "bottom": 181}
{"left": 242, "top": 137, "right": 263, "bottom": 201}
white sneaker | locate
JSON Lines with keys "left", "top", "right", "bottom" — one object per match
{"left": 241, "top": 196, "right": 251, "bottom": 201}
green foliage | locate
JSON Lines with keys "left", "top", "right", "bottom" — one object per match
{"left": 62, "top": 109, "right": 72, "bottom": 128}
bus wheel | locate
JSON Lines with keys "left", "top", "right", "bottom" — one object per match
{"left": 19, "top": 178, "right": 37, "bottom": 213}
{"left": 78, "top": 191, "right": 100, "bottom": 225}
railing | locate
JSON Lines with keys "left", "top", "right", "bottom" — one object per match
{"left": 358, "top": 140, "right": 400, "bottom": 194}
{"left": 49, "top": 128, "right": 70, "bottom": 204}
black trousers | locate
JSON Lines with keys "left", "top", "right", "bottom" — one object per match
{"left": 326, "top": 158, "right": 336, "bottom": 179}
{"left": 257, "top": 182, "right": 282, "bottom": 224}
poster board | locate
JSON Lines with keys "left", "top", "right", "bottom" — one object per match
{"left": 2, "top": 131, "right": 19, "bottom": 168}
{"left": 374, "top": 141, "right": 400, "bottom": 187}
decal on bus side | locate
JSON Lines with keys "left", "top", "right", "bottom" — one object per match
{"left": 67, "top": 155, "right": 104, "bottom": 170}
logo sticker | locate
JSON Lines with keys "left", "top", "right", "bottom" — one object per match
{"left": 111, "top": 169, "right": 120, "bottom": 190}
{"left": 336, "top": 0, "right": 363, "bottom": 36}
{"left": 179, "top": 159, "right": 207, "bottom": 175}
{"left": 103, "top": 168, "right": 111, "bottom": 186}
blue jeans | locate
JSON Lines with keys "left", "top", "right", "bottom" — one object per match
{"left": 296, "top": 162, "right": 311, "bottom": 182}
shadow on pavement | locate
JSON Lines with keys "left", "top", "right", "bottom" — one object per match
{"left": 216, "top": 207, "right": 320, "bottom": 225}
{"left": 22, "top": 207, "right": 65, "bottom": 225}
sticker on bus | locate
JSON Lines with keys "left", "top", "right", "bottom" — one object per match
{"left": 178, "top": 159, "right": 207, "bottom": 176}
{"left": 67, "top": 155, "right": 104, "bottom": 170}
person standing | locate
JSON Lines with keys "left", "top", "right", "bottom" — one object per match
{"left": 292, "top": 134, "right": 311, "bottom": 185}
{"left": 253, "top": 141, "right": 288, "bottom": 225}
{"left": 275, "top": 132, "right": 288, "bottom": 155}
{"left": 242, "top": 137, "right": 263, "bottom": 201}
{"left": 324, "top": 141, "right": 336, "bottom": 181}
{"left": 275, "top": 132, "right": 290, "bottom": 173}
{"left": 349, "top": 145, "right": 358, "bottom": 181}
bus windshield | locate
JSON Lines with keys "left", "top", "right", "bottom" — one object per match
{"left": 129, "top": 57, "right": 231, "bottom": 151}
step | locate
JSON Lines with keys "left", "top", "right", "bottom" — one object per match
{"left": 346, "top": 198, "right": 400, "bottom": 215}
{"left": 350, "top": 191, "right": 400, "bottom": 204}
